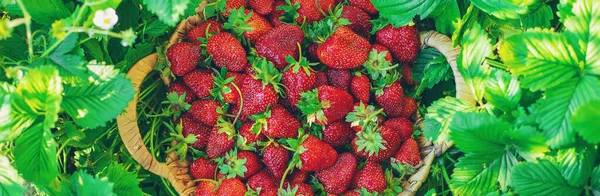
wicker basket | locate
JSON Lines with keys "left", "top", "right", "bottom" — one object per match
{"left": 116, "top": 2, "right": 473, "bottom": 195}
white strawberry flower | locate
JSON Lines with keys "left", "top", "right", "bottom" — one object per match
{"left": 93, "top": 8, "right": 118, "bottom": 30}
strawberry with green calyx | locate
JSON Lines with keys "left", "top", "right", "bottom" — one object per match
{"left": 206, "top": 116, "right": 237, "bottom": 158}
{"left": 214, "top": 0, "right": 248, "bottom": 17}
{"left": 196, "top": 180, "right": 219, "bottom": 195}
{"left": 373, "top": 22, "right": 420, "bottom": 63}
{"left": 249, "top": 105, "right": 301, "bottom": 138}
{"left": 345, "top": 102, "right": 385, "bottom": 132}
{"left": 340, "top": 5, "right": 372, "bottom": 39}
{"left": 290, "top": 133, "right": 338, "bottom": 172}
{"left": 279, "top": 183, "right": 315, "bottom": 196}
{"left": 164, "top": 121, "right": 197, "bottom": 162}
{"left": 393, "top": 137, "right": 421, "bottom": 167}
{"left": 261, "top": 142, "right": 291, "bottom": 180}
{"left": 224, "top": 8, "right": 273, "bottom": 42}
{"left": 188, "top": 19, "right": 224, "bottom": 45}
{"left": 184, "top": 69, "right": 215, "bottom": 99}
{"left": 251, "top": 58, "right": 285, "bottom": 95}
{"left": 362, "top": 49, "right": 399, "bottom": 83}
{"left": 215, "top": 149, "right": 248, "bottom": 179}
{"left": 305, "top": 8, "right": 351, "bottom": 45}
{"left": 167, "top": 42, "right": 202, "bottom": 76}
{"left": 371, "top": 44, "right": 393, "bottom": 63}
{"left": 352, "top": 125, "right": 401, "bottom": 162}
{"left": 374, "top": 81, "right": 404, "bottom": 117}
{"left": 240, "top": 59, "right": 281, "bottom": 120}
{"left": 190, "top": 99, "right": 223, "bottom": 126}
{"left": 268, "top": 0, "right": 287, "bottom": 26}
{"left": 321, "top": 121, "right": 354, "bottom": 148}
{"left": 255, "top": 24, "right": 305, "bottom": 69}
{"left": 216, "top": 178, "right": 247, "bottom": 196}
{"left": 382, "top": 169, "right": 403, "bottom": 195}
{"left": 317, "top": 26, "right": 371, "bottom": 69}
{"left": 352, "top": 161, "right": 386, "bottom": 193}
{"left": 167, "top": 81, "right": 195, "bottom": 104}
{"left": 178, "top": 113, "right": 211, "bottom": 149}
{"left": 351, "top": 125, "right": 386, "bottom": 157}
{"left": 282, "top": 44, "right": 318, "bottom": 109}
{"left": 297, "top": 85, "right": 354, "bottom": 125}
{"left": 247, "top": 169, "right": 278, "bottom": 191}
{"left": 315, "top": 152, "right": 357, "bottom": 194}
{"left": 210, "top": 67, "right": 244, "bottom": 105}
{"left": 207, "top": 32, "right": 248, "bottom": 72}
{"left": 191, "top": 157, "right": 218, "bottom": 180}
{"left": 276, "top": 0, "right": 300, "bottom": 24}
{"left": 238, "top": 122, "right": 266, "bottom": 149}
{"left": 350, "top": 73, "right": 371, "bottom": 103}
{"left": 162, "top": 91, "right": 192, "bottom": 118}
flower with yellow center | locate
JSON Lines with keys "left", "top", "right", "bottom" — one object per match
{"left": 93, "top": 8, "right": 118, "bottom": 30}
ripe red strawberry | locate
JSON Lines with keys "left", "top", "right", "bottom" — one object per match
{"left": 190, "top": 99, "right": 221, "bottom": 126}
{"left": 239, "top": 122, "right": 266, "bottom": 146}
{"left": 315, "top": 153, "right": 357, "bottom": 194}
{"left": 184, "top": 69, "right": 214, "bottom": 98}
{"left": 251, "top": 105, "right": 301, "bottom": 138}
{"left": 326, "top": 69, "right": 351, "bottom": 91}
{"left": 322, "top": 121, "right": 354, "bottom": 148}
{"left": 376, "top": 25, "right": 420, "bottom": 63}
{"left": 228, "top": 9, "right": 273, "bottom": 42}
{"left": 299, "top": 135, "right": 338, "bottom": 171}
{"left": 255, "top": 24, "right": 304, "bottom": 69}
{"left": 282, "top": 53, "right": 316, "bottom": 110}
{"left": 342, "top": 190, "right": 361, "bottom": 196}
{"left": 282, "top": 183, "right": 314, "bottom": 196}
{"left": 401, "top": 97, "right": 417, "bottom": 117}
{"left": 167, "top": 81, "right": 196, "bottom": 103}
{"left": 250, "top": 0, "right": 274, "bottom": 15}
{"left": 267, "top": 0, "right": 286, "bottom": 26}
{"left": 383, "top": 117, "right": 413, "bottom": 142}
{"left": 262, "top": 144, "right": 290, "bottom": 179}
{"left": 212, "top": 71, "right": 245, "bottom": 105}
{"left": 288, "top": 170, "right": 309, "bottom": 183}
{"left": 188, "top": 19, "right": 224, "bottom": 44}
{"left": 371, "top": 44, "right": 393, "bottom": 63}
{"left": 237, "top": 151, "right": 263, "bottom": 179}
{"left": 350, "top": 73, "right": 371, "bottom": 103}
{"left": 207, "top": 32, "right": 247, "bottom": 72}
{"left": 167, "top": 42, "right": 202, "bottom": 76}
{"left": 352, "top": 161, "right": 386, "bottom": 193}
{"left": 196, "top": 181, "right": 218, "bottom": 196}
{"left": 393, "top": 138, "right": 421, "bottom": 166}
{"left": 258, "top": 188, "right": 278, "bottom": 196}
{"left": 291, "top": 0, "right": 335, "bottom": 24}
{"left": 179, "top": 113, "right": 211, "bottom": 149}
{"left": 247, "top": 169, "right": 277, "bottom": 191}
{"left": 317, "top": 26, "right": 371, "bottom": 69}
{"left": 375, "top": 82, "right": 405, "bottom": 117}
{"left": 402, "top": 64, "right": 414, "bottom": 85}
{"left": 351, "top": 125, "right": 401, "bottom": 162}
{"left": 340, "top": 6, "right": 372, "bottom": 39}
{"left": 240, "top": 67, "right": 280, "bottom": 120}
{"left": 221, "top": 0, "right": 248, "bottom": 17}
{"left": 206, "top": 119, "right": 236, "bottom": 158}
{"left": 307, "top": 42, "right": 319, "bottom": 61}
{"left": 190, "top": 157, "right": 217, "bottom": 179}
{"left": 216, "top": 178, "right": 247, "bottom": 196}
{"left": 348, "top": 0, "right": 378, "bottom": 15}
{"left": 314, "top": 71, "right": 329, "bottom": 88}
{"left": 298, "top": 85, "right": 354, "bottom": 125}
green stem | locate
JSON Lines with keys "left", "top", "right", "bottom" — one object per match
{"left": 279, "top": 161, "right": 295, "bottom": 190}
{"left": 231, "top": 82, "right": 243, "bottom": 125}
{"left": 14, "top": 0, "right": 34, "bottom": 61}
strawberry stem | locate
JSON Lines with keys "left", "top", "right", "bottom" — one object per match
{"left": 279, "top": 161, "right": 296, "bottom": 190}
{"left": 231, "top": 82, "right": 243, "bottom": 125}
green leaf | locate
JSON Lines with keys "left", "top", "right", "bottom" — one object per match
{"left": 431, "top": 0, "right": 460, "bottom": 35}
{"left": 535, "top": 76, "right": 600, "bottom": 148}
{"left": 423, "top": 97, "right": 477, "bottom": 143}
{"left": 48, "top": 34, "right": 88, "bottom": 80}
{"left": 62, "top": 63, "right": 135, "bottom": 128}
{"left": 0, "top": 83, "right": 11, "bottom": 141}
{"left": 0, "top": 155, "right": 24, "bottom": 196}
{"left": 144, "top": 19, "right": 170, "bottom": 36}
{"left": 457, "top": 21, "right": 492, "bottom": 103}
{"left": 3, "top": 0, "right": 71, "bottom": 25}
{"left": 571, "top": 100, "right": 600, "bottom": 144}
{"left": 371, "top": 0, "right": 449, "bottom": 27}
{"left": 62, "top": 170, "right": 116, "bottom": 196}
{"left": 498, "top": 151, "right": 517, "bottom": 192}
{"left": 511, "top": 159, "right": 583, "bottom": 196}
{"left": 562, "top": 0, "right": 600, "bottom": 76}
{"left": 449, "top": 112, "right": 511, "bottom": 157}
{"left": 413, "top": 48, "right": 453, "bottom": 95}
{"left": 470, "top": 0, "right": 540, "bottom": 19}
{"left": 13, "top": 124, "right": 58, "bottom": 186}
{"left": 98, "top": 164, "right": 142, "bottom": 196}
{"left": 119, "top": 43, "right": 154, "bottom": 70}
{"left": 450, "top": 153, "right": 501, "bottom": 195}
{"left": 484, "top": 69, "right": 522, "bottom": 112}
{"left": 591, "top": 166, "right": 600, "bottom": 195}
{"left": 516, "top": 5, "right": 554, "bottom": 29}
{"left": 451, "top": 5, "right": 492, "bottom": 46}
{"left": 143, "top": 0, "right": 191, "bottom": 26}
{"left": 556, "top": 142, "right": 597, "bottom": 187}
{"left": 0, "top": 35, "right": 28, "bottom": 61}
{"left": 499, "top": 29, "right": 581, "bottom": 91}
{"left": 508, "top": 126, "right": 548, "bottom": 162}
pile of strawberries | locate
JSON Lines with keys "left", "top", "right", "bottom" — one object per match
{"left": 164, "top": 0, "right": 422, "bottom": 195}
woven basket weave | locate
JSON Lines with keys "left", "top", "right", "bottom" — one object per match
{"left": 116, "top": 2, "right": 473, "bottom": 195}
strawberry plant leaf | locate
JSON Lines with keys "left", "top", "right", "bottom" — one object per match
{"left": 449, "top": 112, "right": 511, "bottom": 157}
{"left": 570, "top": 100, "right": 600, "bottom": 144}
{"left": 508, "top": 126, "right": 548, "bottom": 162}
{"left": 484, "top": 69, "right": 522, "bottom": 112}
{"left": 2, "top": 0, "right": 71, "bottom": 25}
{"left": 535, "top": 76, "right": 600, "bottom": 148}
{"left": 456, "top": 21, "right": 492, "bottom": 103}
{"left": 562, "top": 0, "right": 600, "bottom": 76}
{"left": 450, "top": 153, "right": 500, "bottom": 195}
{"left": 556, "top": 142, "right": 597, "bottom": 188}
{"left": 510, "top": 159, "right": 583, "bottom": 196}
{"left": 423, "top": 97, "right": 476, "bottom": 143}
{"left": 371, "top": 0, "right": 449, "bottom": 27}
{"left": 498, "top": 150, "right": 517, "bottom": 192}
{"left": 431, "top": 0, "right": 460, "bottom": 35}
{"left": 0, "top": 155, "right": 24, "bottom": 196}
{"left": 143, "top": 0, "right": 190, "bottom": 26}
{"left": 470, "top": 0, "right": 541, "bottom": 20}
{"left": 13, "top": 124, "right": 58, "bottom": 186}
{"left": 0, "top": 83, "right": 11, "bottom": 141}
{"left": 47, "top": 34, "right": 88, "bottom": 81}
{"left": 62, "top": 170, "right": 116, "bottom": 196}
{"left": 451, "top": 5, "right": 492, "bottom": 47}
{"left": 98, "top": 164, "right": 143, "bottom": 196}
{"left": 412, "top": 47, "right": 452, "bottom": 95}
{"left": 62, "top": 63, "right": 135, "bottom": 128}
{"left": 591, "top": 166, "right": 600, "bottom": 195}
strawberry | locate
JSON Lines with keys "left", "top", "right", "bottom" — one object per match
{"left": 247, "top": 169, "right": 277, "bottom": 191}
{"left": 315, "top": 153, "right": 357, "bottom": 194}
{"left": 282, "top": 50, "right": 317, "bottom": 110}
{"left": 216, "top": 178, "right": 247, "bottom": 196}
{"left": 350, "top": 73, "right": 371, "bottom": 103}
{"left": 282, "top": 183, "right": 315, "bottom": 196}
{"left": 240, "top": 151, "right": 264, "bottom": 179}
{"left": 401, "top": 97, "right": 417, "bottom": 118}
{"left": 314, "top": 71, "right": 329, "bottom": 88}
{"left": 184, "top": 69, "right": 214, "bottom": 98}
{"left": 348, "top": 0, "right": 378, "bottom": 15}
{"left": 225, "top": 8, "right": 273, "bottom": 42}
{"left": 179, "top": 113, "right": 211, "bottom": 149}
{"left": 250, "top": 0, "right": 275, "bottom": 15}
{"left": 221, "top": 0, "right": 248, "bottom": 17}
{"left": 401, "top": 64, "right": 414, "bottom": 85}
{"left": 394, "top": 138, "right": 421, "bottom": 167}
{"left": 298, "top": 85, "right": 354, "bottom": 125}
{"left": 240, "top": 59, "right": 281, "bottom": 119}
{"left": 374, "top": 82, "right": 404, "bottom": 117}
{"left": 351, "top": 125, "right": 401, "bottom": 162}
{"left": 206, "top": 118, "right": 236, "bottom": 158}
{"left": 342, "top": 190, "right": 361, "bottom": 196}
{"left": 207, "top": 32, "right": 247, "bottom": 72}
{"left": 345, "top": 102, "right": 384, "bottom": 132}
{"left": 262, "top": 143, "right": 290, "bottom": 179}
{"left": 211, "top": 70, "right": 245, "bottom": 105}
{"left": 239, "top": 122, "right": 266, "bottom": 146}
{"left": 259, "top": 189, "right": 278, "bottom": 196}
{"left": 189, "top": 99, "right": 222, "bottom": 126}
{"left": 376, "top": 25, "right": 420, "bottom": 63}
{"left": 352, "top": 161, "right": 386, "bottom": 193}
{"left": 196, "top": 181, "right": 218, "bottom": 196}
{"left": 291, "top": 0, "right": 335, "bottom": 24}
{"left": 340, "top": 6, "right": 372, "bottom": 39}
{"left": 307, "top": 42, "right": 320, "bottom": 61}
{"left": 299, "top": 135, "right": 338, "bottom": 171}
{"left": 190, "top": 157, "right": 217, "bottom": 179}
{"left": 250, "top": 105, "right": 301, "bottom": 138}
{"left": 326, "top": 69, "right": 351, "bottom": 91}
{"left": 255, "top": 24, "right": 305, "bottom": 69}
{"left": 383, "top": 118, "right": 413, "bottom": 142}
{"left": 288, "top": 170, "right": 309, "bottom": 183}
{"left": 322, "top": 121, "right": 354, "bottom": 148}
{"left": 371, "top": 44, "right": 393, "bottom": 63}
{"left": 167, "top": 42, "right": 202, "bottom": 76}
{"left": 188, "top": 19, "right": 224, "bottom": 45}
{"left": 267, "top": 0, "right": 286, "bottom": 27}
{"left": 317, "top": 26, "right": 371, "bottom": 69}
{"left": 167, "top": 81, "right": 196, "bottom": 103}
